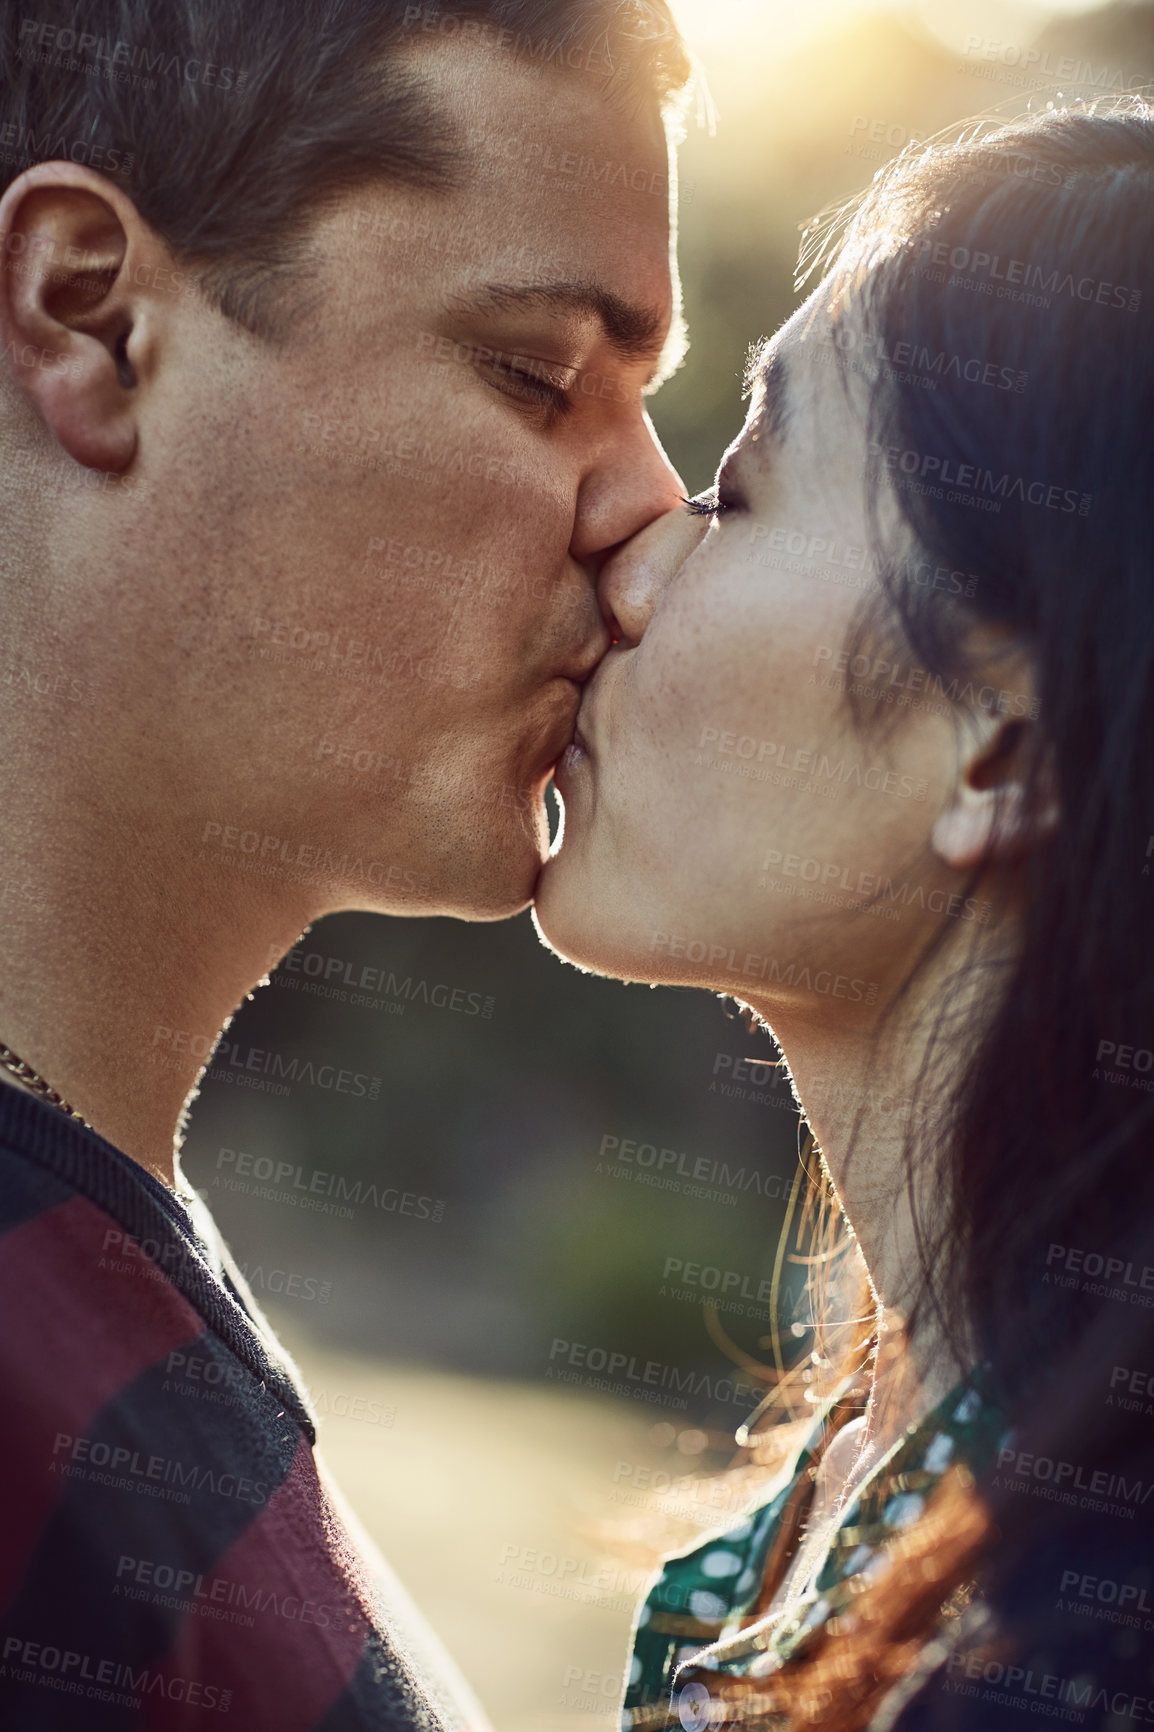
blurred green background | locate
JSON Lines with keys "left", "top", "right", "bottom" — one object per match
{"left": 179, "top": 3, "right": 1154, "bottom": 1726}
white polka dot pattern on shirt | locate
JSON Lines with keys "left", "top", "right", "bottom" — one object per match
{"left": 688, "top": 1589, "right": 728, "bottom": 1620}
{"left": 842, "top": 1542, "right": 875, "bottom": 1576}
{"left": 883, "top": 1491, "right": 926, "bottom": 1529}
{"left": 952, "top": 1388, "right": 982, "bottom": 1425}
{"left": 922, "top": 1431, "right": 955, "bottom": 1475}
{"left": 700, "top": 1550, "right": 743, "bottom": 1580}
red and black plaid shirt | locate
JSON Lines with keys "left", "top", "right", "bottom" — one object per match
{"left": 0, "top": 1085, "right": 485, "bottom": 1731}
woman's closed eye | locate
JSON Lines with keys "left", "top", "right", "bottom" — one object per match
{"left": 684, "top": 486, "right": 744, "bottom": 520}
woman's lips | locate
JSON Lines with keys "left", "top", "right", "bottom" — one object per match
{"left": 555, "top": 659, "right": 611, "bottom": 786}
{"left": 554, "top": 714, "right": 594, "bottom": 787}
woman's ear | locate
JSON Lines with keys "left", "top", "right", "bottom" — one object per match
{"left": 0, "top": 163, "right": 171, "bottom": 472}
{"left": 931, "top": 700, "right": 1059, "bottom": 872}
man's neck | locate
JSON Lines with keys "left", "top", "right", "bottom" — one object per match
{"left": 0, "top": 766, "right": 320, "bottom": 1187}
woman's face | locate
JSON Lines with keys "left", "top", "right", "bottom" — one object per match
{"left": 535, "top": 291, "right": 986, "bottom": 1020}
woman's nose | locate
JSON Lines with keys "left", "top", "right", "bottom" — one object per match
{"left": 597, "top": 503, "right": 710, "bottom": 646}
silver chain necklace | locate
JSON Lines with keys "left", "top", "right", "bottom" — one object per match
{"left": 0, "top": 1042, "right": 92, "bottom": 1128}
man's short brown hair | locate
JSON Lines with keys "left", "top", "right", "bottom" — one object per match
{"left": 1, "top": 0, "right": 691, "bottom": 335}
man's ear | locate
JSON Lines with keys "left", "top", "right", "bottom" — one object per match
{"left": 931, "top": 698, "right": 1060, "bottom": 872}
{"left": 0, "top": 163, "right": 172, "bottom": 471}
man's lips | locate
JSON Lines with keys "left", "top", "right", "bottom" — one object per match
{"left": 570, "top": 653, "right": 615, "bottom": 761}
{"left": 540, "top": 652, "right": 609, "bottom": 784}
{"left": 530, "top": 679, "right": 586, "bottom": 781}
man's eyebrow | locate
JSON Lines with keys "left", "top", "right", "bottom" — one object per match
{"left": 449, "top": 279, "right": 684, "bottom": 381}
{"left": 744, "top": 344, "right": 792, "bottom": 445}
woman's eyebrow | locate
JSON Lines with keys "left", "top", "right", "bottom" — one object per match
{"left": 716, "top": 447, "right": 754, "bottom": 498}
{"left": 749, "top": 348, "right": 792, "bottom": 446}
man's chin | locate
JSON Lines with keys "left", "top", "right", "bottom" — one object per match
{"left": 453, "top": 883, "right": 536, "bottom": 924}
{"left": 433, "top": 827, "right": 546, "bottom": 923}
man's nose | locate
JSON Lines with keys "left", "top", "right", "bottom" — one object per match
{"left": 598, "top": 502, "right": 710, "bottom": 647}
{"left": 569, "top": 409, "right": 687, "bottom": 571}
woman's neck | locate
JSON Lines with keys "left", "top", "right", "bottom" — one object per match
{"left": 745, "top": 953, "right": 996, "bottom": 1448}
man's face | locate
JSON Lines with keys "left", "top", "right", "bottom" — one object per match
{"left": 125, "top": 41, "right": 686, "bottom": 921}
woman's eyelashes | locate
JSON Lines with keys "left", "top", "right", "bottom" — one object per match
{"left": 684, "top": 487, "right": 743, "bottom": 520}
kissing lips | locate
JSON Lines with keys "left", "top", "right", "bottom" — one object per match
{"left": 554, "top": 720, "right": 591, "bottom": 793}
{"left": 554, "top": 669, "right": 608, "bottom": 791}
{"left": 556, "top": 734, "right": 585, "bottom": 773}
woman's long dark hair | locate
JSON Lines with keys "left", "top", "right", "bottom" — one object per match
{"left": 701, "top": 98, "right": 1154, "bottom": 1728}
